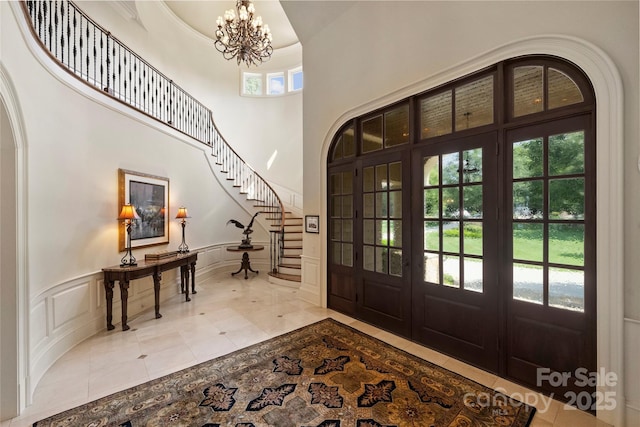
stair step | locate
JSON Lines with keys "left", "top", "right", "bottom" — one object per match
{"left": 282, "top": 254, "right": 301, "bottom": 259}
{"left": 279, "top": 263, "right": 301, "bottom": 269}
{"left": 268, "top": 272, "right": 301, "bottom": 283}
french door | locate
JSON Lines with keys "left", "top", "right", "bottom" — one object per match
{"left": 327, "top": 56, "right": 596, "bottom": 405}
{"left": 411, "top": 132, "right": 500, "bottom": 372}
{"left": 504, "top": 115, "right": 596, "bottom": 399}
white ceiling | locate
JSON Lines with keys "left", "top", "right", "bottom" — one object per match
{"left": 164, "top": 1, "right": 300, "bottom": 49}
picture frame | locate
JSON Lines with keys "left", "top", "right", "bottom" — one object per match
{"left": 305, "top": 215, "right": 319, "bottom": 233}
{"left": 118, "top": 169, "right": 169, "bottom": 251}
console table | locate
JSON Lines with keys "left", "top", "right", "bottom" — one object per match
{"left": 102, "top": 252, "right": 197, "bottom": 331}
{"left": 227, "top": 245, "right": 264, "bottom": 279}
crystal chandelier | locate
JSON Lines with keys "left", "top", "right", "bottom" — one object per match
{"left": 214, "top": 0, "right": 273, "bottom": 67}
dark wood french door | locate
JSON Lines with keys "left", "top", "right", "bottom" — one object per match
{"left": 504, "top": 115, "right": 596, "bottom": 400}
{"left": 411, "top": 132, "right": 500, "bottom": 372}
{"left": 327, "top": 56, "right": 597, "bottom": 406}
{"left": 355, "top": 151, "right": 412, "bottom": 336}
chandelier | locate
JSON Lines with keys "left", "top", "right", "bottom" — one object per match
{"left": 214, "top": 0, "right": 273, "bottom": 67}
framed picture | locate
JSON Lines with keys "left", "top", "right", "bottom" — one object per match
{"left": 118, "top": 169, "right": 169, "bottom": 251}
{"left": 305, "top": 215, "right": 319, "bottom": 233}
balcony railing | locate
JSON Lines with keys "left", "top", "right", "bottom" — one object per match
{"left": 21, "top": 0, "right": 285, "bottom": 272}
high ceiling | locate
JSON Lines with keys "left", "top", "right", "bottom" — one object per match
{"left": 164, "top": 1, "right": 300, "bottom": 49}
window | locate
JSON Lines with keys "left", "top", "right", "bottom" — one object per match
{"left": 241, "top": 66, "right": 303, "bottom": 97}
{"left": 289, "top": 67, "right": 303, "bottom": 92}
{"left": 267, "top": 72, "right": 285, "bottom": 95}
{"left": 243, "top": 72, "right": 263, "bottom": 96}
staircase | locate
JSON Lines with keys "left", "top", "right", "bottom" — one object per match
{"left": 21, "top": 0, "right": 303, "bottom": 286}
{"left": 268, "top": 212, "right": 302, "bottom": 285}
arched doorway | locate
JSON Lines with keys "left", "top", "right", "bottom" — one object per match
{"left": 327, "top": 56, "right": 597, "bottom": 406}
{"left": 0, "top": 95, "right": 19, "bottom": 420}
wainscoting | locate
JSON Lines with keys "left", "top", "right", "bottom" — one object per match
{"left": 27, "top": 242, "right": 272, "bottom": 402}
{"left": 625, "top": 317, "right": 640, "bottom": 426}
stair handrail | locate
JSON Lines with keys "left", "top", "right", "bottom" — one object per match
{"left": 20, "top": 0, "right": 286, "bottom": 272}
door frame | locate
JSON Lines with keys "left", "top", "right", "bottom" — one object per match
{"left": 319, "top": 36, "right": 624, "bottom": 426}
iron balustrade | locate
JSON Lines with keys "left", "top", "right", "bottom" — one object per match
{"left": 22, "top": 0, "right": 286, "bottom": 274}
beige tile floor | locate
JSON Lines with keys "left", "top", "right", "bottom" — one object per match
{"left": 2, "top": 272, "right": 611, "bottom": 427}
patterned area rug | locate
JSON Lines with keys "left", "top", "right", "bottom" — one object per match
{"left": 34, "top": 318, "right": 535, "bottom": 426}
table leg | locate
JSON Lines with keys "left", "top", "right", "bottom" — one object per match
{"left": 153, "top": 271, "right": 163, "bottom": 319}
{"left": 104, "top": 279, "right": 115, "bottom": 331}
{"left": 119, "top": 280, "right": 130, "bottom": 331}
{"left": 190, "top": 261, "right": 197, "bottom": 294}
{"left": 183, "top": 266, "right": 191, "bottom": 302}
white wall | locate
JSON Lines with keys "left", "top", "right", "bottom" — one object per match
{"left": 285, "top": 1, "right": 639, "bottom": 425}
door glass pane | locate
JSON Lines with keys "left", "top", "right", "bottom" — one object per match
{"left": 513, "top": 263, "right": 543, "bottom": 305}
{"left": 331, "top": 196, "right": 342, "bottom": 217}
{"left": 462, "top": 148, "right": 482, "bottom": 183}
{"left": 442, "top": 187, "right": 460, "bottom": 218}
{"left": 362, "top": 115, "right": 383, "bottom": 153}
{"left": 424, "top": 189, "right": 440, "bottom": 218}
{"left": 549, "top": 178, "right": 584, "bottom": 220}
{"left": 442, "top": 152, "right": 460, "bottom": 185}
{"left": 389, "top": 220, "right": 402, "bottom": 247}
{"left": 376, "top": 247, "right": 388, "bottom": 274}
{"left": 330, "top": 173, "right": 342, "bottom": 195}
{"left": 376, "top": 220, "right": 387, "bottom": 245}
{"left": 463, "top": 222, "right": 483, "bottom": 256}
{"left": 424, "top": 252, "right": 440, "bottom": 283}
{"left": 455, "top": 76, "right": 494, "bottom": 130}
{"left": 342, "top": 195, "right": 353, "bottom": 218}
{"left": 423, "top": 156, "right": 439, "bottom": 186}
{"left": 389, "top": 162, "right": 402, "bottom": 189}
{"left": 549, "top": 224, "right": 584, "bottom": 266}
{"left": 424, "top": 222, "right": 440, "bottom": 251}
{"left": 342, "top": 172, "right": 353, "bottom": 194}
{"left": 443, "top": 255, "right": 460, "bottom": 288}
{"left": 363, "top": 194, "right": 374, "bottom": 218}
{"left": 363, "top": 167, "right": 374, "bottom": 192}
{"left": 443, "top": 221, "right": 460, "bottom": 253}
{"left": 513, "top": 223, "right": 543, "bottom": 262}
{"left": 363, "top": 245, "right": 374, "bottom": 271}
{"left": 513, "top": 180, "right": 543, "bottom": 219}
{"left": 464, "top": 258, "right": 483, "bottom": 292}
{"left": 376, "top": 193, "right": 388, "bottom": 218}
{"left": 342, "top": 220, "right": 353, "bottom": 242}
{"left": 363, "top": 220, "right": 374, "bottom": 245}
{"left": 549, "top": 131, "right": 585, "bottom": 176}
{"left": 420, "top": 91, "right": 452, "bottom": 139}
{"left": 331, "top": 219, "right": 341, "bottom": 240}
{"left": 342, "top": 243, "right": 353, "bottom": 267}
{"left": 548, "top": 68, "right": 584, "bottom": 110}
{"left": 332, "top": 242, "right": 341, "bottom": 265}
{"left": 389, "top": 249, "right": 403, "bottom": 276}
{"left": 464, "top": 185, "right": 482, "bottom": 218}
{"left": 513, "top": 138, "right": 543, "bottom": 179}
{"left": 385, "top": 104, "right": 410, "bottom": 147}
{"left": 389, "top": 191, "right": 402, "bottom": 218}
{"left": 549, "top": 268, "right": 584, "bottom": 312}
{"left": 513, "top": 66, "right": 543, "bottom": 117}
{"left": 375, "top": 164, "right": 388, "bottom": 190}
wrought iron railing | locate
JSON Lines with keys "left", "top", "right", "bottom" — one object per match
{"left": 21, "top": 0, "right": 285, "bottom": 273}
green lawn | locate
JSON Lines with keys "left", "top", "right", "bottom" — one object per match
{"left": 425, "top": 223, "right": 584, "bottom": 266}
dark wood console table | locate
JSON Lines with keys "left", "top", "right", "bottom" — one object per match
{"left": 102, "top": 252, "right": 197, "bottom": 331}
{"left": 227, "top": 245, "right": 264, "bottom": 279}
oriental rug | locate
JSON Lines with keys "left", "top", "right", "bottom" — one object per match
{"left": 34, "top": 318, "right": 535, "bottom": 426}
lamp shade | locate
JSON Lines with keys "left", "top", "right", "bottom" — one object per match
{"left": 175, "top": 207, "right": 190, "bottom": 219}
{"left": 118, "top": 204, "right": 140, "bottom": 220}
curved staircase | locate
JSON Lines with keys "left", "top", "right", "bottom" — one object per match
{"left": 21, "top": 0, "right": 303, "bottom": 286}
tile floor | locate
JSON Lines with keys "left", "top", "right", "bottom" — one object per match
{"left": 2, "top": 272, "right": 611, "bottom": 427}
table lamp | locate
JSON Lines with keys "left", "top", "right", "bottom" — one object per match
{"left": 118, "top": 203, "right": 140, "bottom": 266}
{"left": 176, "top": 207, "right": 190, "bottom": 253}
